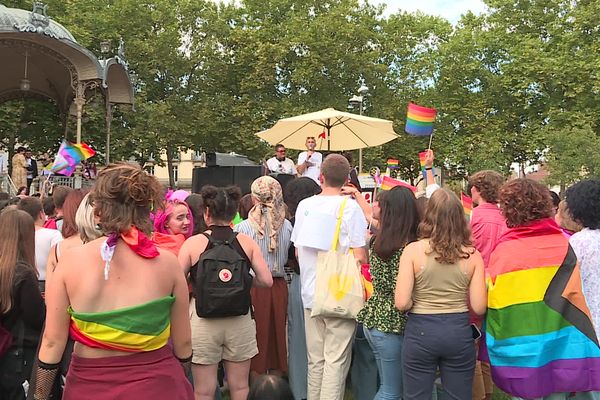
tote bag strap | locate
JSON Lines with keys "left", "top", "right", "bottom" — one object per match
{"left": 331, "top": 197, "right": 348, "bottom": 252}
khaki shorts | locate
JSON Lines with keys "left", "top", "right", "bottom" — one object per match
{"left": 189, "top": 299, "right": 258, "bottom": 365}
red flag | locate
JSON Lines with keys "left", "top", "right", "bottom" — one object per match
{"left": 318, "top": 131, "right": 326, "bottom": 139}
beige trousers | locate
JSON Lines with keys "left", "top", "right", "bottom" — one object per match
{"left": 304, "top": 309, "right": 356, "bottom": 400}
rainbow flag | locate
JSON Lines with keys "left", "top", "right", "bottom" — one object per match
{"left": 387, "top": 159, "right": 399, "bottom": 169}
{"left": 51, "top": 140, "right": 96, "bottom": 176}
{"left": 483, "top": 219, "right": 600, "bottom": 398}
{"left": 419, "top": 151, "right": 428, "bottom": 182}
{"left": 380, "top": 175, "right": 417, "bottom": 192}
{"left": 68, "top": 295, "right": 174, "bottom": 353}
{"left": 405, "top": 103, "right": 436, "bottom": 136}
{"left": 461, "top": 192, "right": 473, "bottom": 219}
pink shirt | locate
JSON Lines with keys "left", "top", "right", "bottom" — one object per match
{"left": 470, "top": 202, "right": 508, "bottom": 269}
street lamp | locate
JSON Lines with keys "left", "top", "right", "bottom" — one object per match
{"left": 100, "top": 41, "right": 111, "bottom": 55}
{"left": 348, "top": 84, "right": 369, "bottom": 173}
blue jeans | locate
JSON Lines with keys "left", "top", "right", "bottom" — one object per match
{"left": 364, "top": 327, "right": 403, "bottom": 400}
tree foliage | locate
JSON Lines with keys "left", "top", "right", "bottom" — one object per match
{"left": 1, "top": 0, "right": 599, "bottom": 189}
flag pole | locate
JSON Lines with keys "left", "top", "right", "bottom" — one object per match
{"left": 428, "top": 131, "right": 434, "bottom": 150}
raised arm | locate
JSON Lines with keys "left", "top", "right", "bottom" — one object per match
{"left": 341, "top": 186, "right": 374, "bottom": 227}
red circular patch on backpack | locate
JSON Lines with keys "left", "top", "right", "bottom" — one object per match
{"left": 219, "top": 268, "right": 232, "bottom": 282}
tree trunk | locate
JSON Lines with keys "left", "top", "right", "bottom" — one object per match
{"left": 166, "top": 144, "right": 175, "bottom": 189}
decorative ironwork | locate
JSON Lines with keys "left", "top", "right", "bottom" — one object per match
{"left": 13, "top": 2, "right": 61, "bottom": 40}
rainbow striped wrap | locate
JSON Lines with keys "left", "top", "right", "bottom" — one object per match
{"left": 484, "top": 219, "right": 600, "bottom": 398}
{"left": 69, "top": 295, "right": 174, "bottom": 352}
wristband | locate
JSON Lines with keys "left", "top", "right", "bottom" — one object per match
{"left": 425, "top": 167, "right": 433, "bottom": 171}
{"left": 37, "top": 360, "right": 60, "bottom": 370}
{"left": 177, "top": 354, "right": 193, "bottom": 363}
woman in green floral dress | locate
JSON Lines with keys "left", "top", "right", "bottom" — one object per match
{"left": 356, "top": 186, "right": 420, "bottom": 399}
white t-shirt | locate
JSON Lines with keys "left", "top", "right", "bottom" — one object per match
{"left": 297, "top": 151, "right": 322, "bottom": 183}
{"left": 291, "top": 195, "right": 367, "bottom": 309}
{"left": 35, "top": 228, "right": 63, "bottom": 280}
{"left": 266, "top": 157, "right": 297, "bottom": 175}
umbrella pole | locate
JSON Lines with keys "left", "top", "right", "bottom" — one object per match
{"left": 327, "top": 124, "right": 331, "bottom": 152}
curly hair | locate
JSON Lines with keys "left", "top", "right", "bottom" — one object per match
{"left": 498, "top": 179, "right": 553, "bottom": 228}
{"left": 90, "top": 163, "right": 163, "bottom": 235}
{"left": 468, "top": 170, "right": 505, "bottom": 203}
{"left": 419, "top": 188, "right": 474, "bottom": 264}
{"left": 565, "top": 179, "right": 600, "bottom": 229}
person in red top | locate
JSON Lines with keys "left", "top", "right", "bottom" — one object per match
{"left": 467, "top": 170, "right": 508, "bottom": 400}
{"left": 468, "top": 170, "right": 509, "bottom": 268}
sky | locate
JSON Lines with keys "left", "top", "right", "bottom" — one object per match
{"left": 368, "top": 0, "right": 487, "bottom": 23}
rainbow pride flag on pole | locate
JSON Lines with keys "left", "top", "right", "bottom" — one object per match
{"left": 405, "top": 103, "right": 436, "bottom": 136}
{"left": 380, "top": 176, "right": 417, "bottom": 192}
{"left": 51, "top": 140, "right": 96, "bottom": 176}
{"left": 387, "top": 159, "right": 399, "bottom": 169}
{"left": 483, "top": 219, "right": 600, "bottom": 398}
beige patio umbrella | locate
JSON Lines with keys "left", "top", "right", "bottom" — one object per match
{"left": 256, "top": 108, "right": 399, "bottom": 151}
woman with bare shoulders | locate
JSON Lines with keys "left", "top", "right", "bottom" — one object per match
{"left": 33, "top": 163, "right": 193, "bottom": 400}
{"left": 45, "top": 190, "right": 100, "bottom": 286}
{"left": 179, "top": 185, "right": 273, "bottom": 400}
{"left": 395, "top": 188, "right": 486, "bottom": 400}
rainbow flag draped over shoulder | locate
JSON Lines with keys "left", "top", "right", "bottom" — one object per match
{"left": 68, "top": 295, "right": 174, "bottom": 352}
{"left": 484, "top": 219, "right": 600, "bottom": 398}
{"left": 405, "top": 103, "right": 436, "bottom": 136}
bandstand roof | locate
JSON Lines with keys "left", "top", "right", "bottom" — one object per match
{"left": 0, "top": 3, "right": 134, "bottom": 113}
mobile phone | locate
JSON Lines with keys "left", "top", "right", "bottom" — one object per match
{"left": 471, "top": 323, "right": 482, "bottom": 340}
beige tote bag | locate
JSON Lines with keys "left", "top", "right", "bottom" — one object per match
{"left": 311, "top": 198, "right": 364, "bottom": 319}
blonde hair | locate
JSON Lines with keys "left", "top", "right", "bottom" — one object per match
{"left": 75, "top": 194, "right": 103, "bottom": 243}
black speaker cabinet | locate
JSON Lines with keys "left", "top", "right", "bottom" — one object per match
{"left": 192, "top": 166, "right": 263, "bottom": 195}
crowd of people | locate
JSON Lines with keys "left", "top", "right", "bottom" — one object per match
{"left": 0, "top": 140, "right": 599, "bottom": 400}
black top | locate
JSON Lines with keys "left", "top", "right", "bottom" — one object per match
{"left": 190, "top": 225, "right": 253, "bottom": 280}
{"left": 0, "top": 262, "right": 45, "bottom": 348}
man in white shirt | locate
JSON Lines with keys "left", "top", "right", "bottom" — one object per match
{"left": 17, "top": 197, "right": 63, "bottom": 290}
{"left": 266, "top": 143, "right": 298, "bottom": 175}
{"left": 297, "top": 136, "right": 322, "bottom": 184}
{"left": 291, "top": 154, "right": 368, "bottom": 400}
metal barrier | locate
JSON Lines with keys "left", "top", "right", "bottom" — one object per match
{"left": 36, "top": 175, "right": 95, "bottom": 196}
{"left": 0, "top": 173, "right": 17, "bottom": 196}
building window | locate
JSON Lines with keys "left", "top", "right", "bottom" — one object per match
{"left": 172, "top": 165, "right": 179, "bottom": 182}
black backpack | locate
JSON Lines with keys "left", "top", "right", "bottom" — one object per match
{"left": 193, "top": 232, "right": 253, "bottom": 318}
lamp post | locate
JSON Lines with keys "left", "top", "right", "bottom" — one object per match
{"left": 100, "top": 40, "right": 112, "bottom": 164}
{"left": 348, "top": 84, "right": 369, "bottom": 173}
